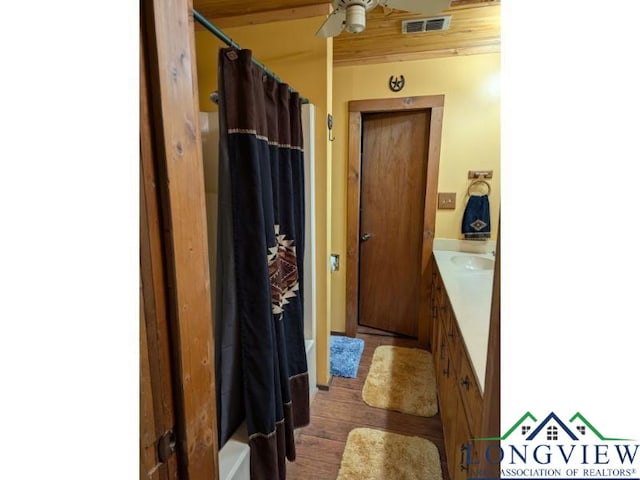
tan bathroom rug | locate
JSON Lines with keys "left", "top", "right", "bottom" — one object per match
{"left": 362, "top": 345, "right": 438, "bottom": 417}
{"left": 337, "top": 428, "right": 443, "bottom": 480}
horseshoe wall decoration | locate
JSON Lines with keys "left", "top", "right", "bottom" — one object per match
{"left": 389, "top": 75, "right": 405, "bottom": 92}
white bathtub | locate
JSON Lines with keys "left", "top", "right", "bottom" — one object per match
{"left": 218, "top": 338, "right": 317, "bottom": 480}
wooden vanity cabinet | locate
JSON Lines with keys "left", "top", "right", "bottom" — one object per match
{"left": 431, "top": 261, "right": 484, "bottom": 480}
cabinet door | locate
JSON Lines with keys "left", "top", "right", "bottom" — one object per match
{"left": 452, "top": 401, "right": 473, "bottom": 480}
{"left": 444, "top": 305, "right": 462, "bottom": 375}
{"left": 436, "top": 326, "right": 452, "bottom": 407}
{"left": 431, "top": 272, "right": 439, "bottom": 359}
{"left": 443, "top": 381, "right": 458, "bottom": 480}
{"left": 459, "top": 352, "right": 484, "bottom": 438}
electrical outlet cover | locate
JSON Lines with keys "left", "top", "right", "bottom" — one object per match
{"left": 330, "top": 254, "right": 340, "bottom": 272}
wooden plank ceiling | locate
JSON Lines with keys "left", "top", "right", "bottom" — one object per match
{"left": 193, "top": 0, "right": 500, "bottom": 65}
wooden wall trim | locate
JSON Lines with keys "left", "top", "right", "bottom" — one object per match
{"left": 345, "top": 95, "right": 444, "bottom": 344}
{"left": 450, "top": 0, "right": 500, "bottom": 8}
{"left": 349, "top": 95, "right": 444, "bottom": 113}
{"left": 418, "top": 105, "right": 443, "bottom": 348}
{"left": 197, "top": 3, "right": 332, "bottom": 29}
{"left": 142, "top": 0, "right": 219, "bottom": 478}
{"left": 345, "top": 111, "right": 362, "bottom": 338}
{"left": 333, "top": 43, "right": 500, "bottom": 67}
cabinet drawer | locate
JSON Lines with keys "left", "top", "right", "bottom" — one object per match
{"left": 458, "top": 351, "right": 484, "bottom": 437}
{"left": 443, "top": 306, "right": 462, "bottom": 375}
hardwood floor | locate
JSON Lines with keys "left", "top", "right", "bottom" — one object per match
{"left": 287, "top": 333, "right": 450, "bottom": 480}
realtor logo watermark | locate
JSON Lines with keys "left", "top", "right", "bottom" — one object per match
{"left": 466, "top": 411, "right": 638, "bottom": 479}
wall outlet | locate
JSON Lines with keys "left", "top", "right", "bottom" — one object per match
{"left": 438, "top": 192, "right": 456, "bottom": 209}
{"left": 330, "top": 254, "right": 340, "bottom": 272}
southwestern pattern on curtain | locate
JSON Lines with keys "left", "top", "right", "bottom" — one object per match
{"left": 216, "top": 47, "right": 310, "bottom": 480}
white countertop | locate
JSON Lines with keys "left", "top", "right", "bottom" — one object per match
{"left": 433, "top": 249, "right": 495, "bottom": 394}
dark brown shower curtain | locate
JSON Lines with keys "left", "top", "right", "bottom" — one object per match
{"left": 215, "top": 47, "right": 309, "bottom": 480}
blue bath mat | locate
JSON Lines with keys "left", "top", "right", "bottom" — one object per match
{"left": 330, "top": 335, "right": 365, "bottom": 378}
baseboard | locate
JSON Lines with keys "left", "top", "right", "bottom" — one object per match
{"left": 356, "top": 324, "right": 414, "bottom": 338}
{"left": 317, "top": 374, "right": 333, "bottom": 391}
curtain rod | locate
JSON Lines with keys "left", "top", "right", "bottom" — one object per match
{"left": 192, "top": 9, "right": 309, "bottom": 105}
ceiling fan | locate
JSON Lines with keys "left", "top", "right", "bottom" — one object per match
{"left": 316, "top": 0, "right": 452, "bottom": 38}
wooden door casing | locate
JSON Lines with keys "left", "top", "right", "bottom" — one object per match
{"left": 358, "top": 110, "right": 430, "bottom": 337}
{"left": 346, "top": 95, "right": 444, "bottom": 347}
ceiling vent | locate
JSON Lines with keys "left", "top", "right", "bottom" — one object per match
{"left": 402, "top": 15, "right": 452, "bottom": 34}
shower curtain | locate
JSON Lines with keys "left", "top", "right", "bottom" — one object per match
{"left": 216, "top": 47, "right": 309, "bottom": 480}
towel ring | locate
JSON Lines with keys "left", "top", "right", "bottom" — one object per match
{"left": 467, "top": 179, "right": 491, "bottom": 196}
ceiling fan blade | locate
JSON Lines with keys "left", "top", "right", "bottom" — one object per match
{"left": 315, "top": 9, "right": 347, "bottom": 38}
{"left": 381, "top": 0, "right": 451, "bottom": 15}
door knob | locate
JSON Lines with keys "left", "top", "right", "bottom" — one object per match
{"left": 360, "top": 232, "right": 372, "bottom": 242}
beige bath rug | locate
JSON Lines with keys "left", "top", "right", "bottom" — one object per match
{"left": 337, "top": 428, "right": 443, "bottom": 480}
{"left": 362, "top": 345, "right": 438, "bottom": 417}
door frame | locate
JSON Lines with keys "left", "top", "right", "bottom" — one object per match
{"left": 345, "top": 95, "right": 444, "bottom": 348}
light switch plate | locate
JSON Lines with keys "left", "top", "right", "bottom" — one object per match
{"left": 438, "top": 192, "right": 456, "bottom": 209}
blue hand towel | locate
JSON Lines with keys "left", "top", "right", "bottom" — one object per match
{"left": 462, "top": 194, "right": 491, "bottom": 240}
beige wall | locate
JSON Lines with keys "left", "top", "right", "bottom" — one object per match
{"left": 194, "top": 17, "right": 334, "bottom": 385}
{"left": 331, "top": 53, "right": 501, "bottom": 333}
{"left": 194, "top": 17, "right": 500, "bottom": 364}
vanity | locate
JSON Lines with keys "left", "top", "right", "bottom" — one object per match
{"left": 431, "top": 247, "right": 495, "bottom": 480}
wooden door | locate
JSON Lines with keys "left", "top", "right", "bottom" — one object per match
{"left": 346, "top": 95, "right": 443, "bottom": 346}
{"left": 140, "top": 281, "right": 178, "bottom": 480}
{"left": 141, "top": 1, "right": 219, "bottom": 477}
{"left": 358, "top": 110, "right": 430, "bottom": 337}
{"left": 140, "top": 33, "right": 178, "bottom": 478}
